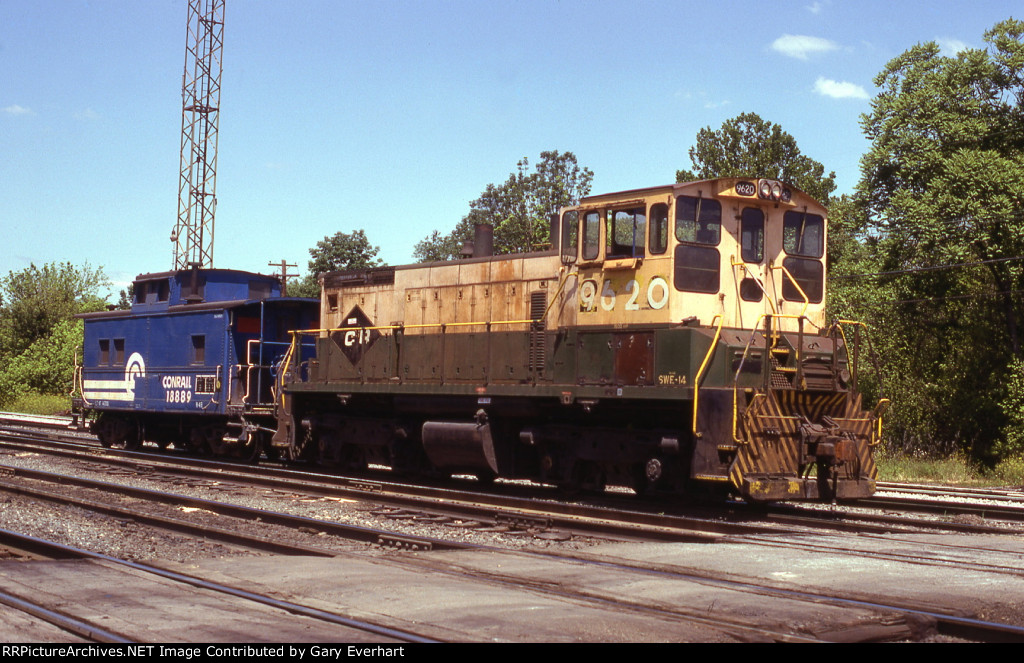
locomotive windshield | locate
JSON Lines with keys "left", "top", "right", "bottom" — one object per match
{"left": 675, "top": 196, "right": 721, "bottom": 245}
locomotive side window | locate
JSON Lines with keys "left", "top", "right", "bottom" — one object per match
{"left": 649, "top": 203, "right": 668, "bottom": 255}
{"left": 783, "top": 211, "right": 824, "bottom": 258}
{"left": 114, "top": 339, "right": 125, "bottom": 365}
{"left": 673, "top": 245, "right": 720, "bottom": 293}
{"left": 582, "top": 211, "right": 601, "bottom": 261}
{"left": 782, "top": 257, "right": 824, "bottom": 303}
{"left": 560, "top": 210, "right": 578, "bottom": 264}
{"left": 675, "top": 196, "right": 721, "bottom": 245}
{"left": 741, "top": 208, "right": 764, "bottom": 263}
{"left": 99, "top": 339, "right": 110, "bottom": 365}
{"left": 607, "top": 207, "right": 646, "bottom": 259}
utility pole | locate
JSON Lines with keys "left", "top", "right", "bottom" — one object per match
{"left": 171, "top": 0, "right": 225, "bottom": 270}
{"left": 269, "top": 260, "right": 299, "bottom": 296}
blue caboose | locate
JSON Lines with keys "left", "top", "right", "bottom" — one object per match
{"left": 73, "top": 268, "right": 318, "bottom": 459}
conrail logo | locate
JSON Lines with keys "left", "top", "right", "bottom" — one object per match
{"left": 83, "top": 352, "right": 147, "bottom": 402}
{"left": 329, "top": 306, "right": 380, "bottom": 365}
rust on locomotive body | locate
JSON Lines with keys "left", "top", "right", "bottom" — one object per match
{"left": 275, "top": 177, "right": 885, "bottom": 502}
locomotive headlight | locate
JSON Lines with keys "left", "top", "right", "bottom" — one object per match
{"left": 771, "top": 182, "right": 783, "bottom": 200}
{"left": 759, "top": 179, "right": 773, "bottom": 199}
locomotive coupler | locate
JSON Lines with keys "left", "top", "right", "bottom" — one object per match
{"left": 799, "top": 416, "right": 854, "bottom": 468}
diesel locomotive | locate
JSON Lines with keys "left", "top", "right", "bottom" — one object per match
{"left": 271, "top": 177, "right": 887, "bottom": 501}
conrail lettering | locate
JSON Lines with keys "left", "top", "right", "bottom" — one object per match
{"left": 162, "top": 375, "right": 193, "bottom": 389}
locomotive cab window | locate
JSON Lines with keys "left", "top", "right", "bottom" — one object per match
{"left": 582, "top": 211, "right": 601, "bottom": 261}
{"left": 673, "top": 196, "right": 722, "bottom": 293}
{"left": 783, "top": 211, "right": 824, "bottom": 258}
{"left": 674, "top": 245, "right": 720, "bottom": 293}
{"left": 675, "top": 196, "right": 721, "bottom": 245}
{"left": 741, "top": 208, "right": 764, "bottom": 263}
{"left": 782, "top": 257, "right": 824, "bottom": 303}
{"left": 560, "top": 210, "right": 578, "bottom": 264}
{"left": 607, "top": 207, "right": 646, "bottom": 259}
{"left": 649, "top": 203, "right": 668, "bottom": 255}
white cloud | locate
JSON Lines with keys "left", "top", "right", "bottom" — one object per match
{"left": 805, "top": 2, "right": 825, "bottom": 15}
{"left": 771, "top": 34, "right": 839, "bottom": 60}
{"left": 814, "top": 77, "right": 869, "bottom": 100}
{"left": 3, "top": 104, "right": 32, "bottom": 115}
{"left": 937, "top": 38, "right": 970, "bottom": 56}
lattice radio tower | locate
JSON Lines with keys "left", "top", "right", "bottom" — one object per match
{"left": 171, "top": 0, "right": 224, "bottom": 270}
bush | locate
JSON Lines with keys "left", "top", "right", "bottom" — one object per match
{"left": 7, "top": 392, "right": 71, "bottom": 415}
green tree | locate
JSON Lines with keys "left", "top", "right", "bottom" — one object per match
{"left": 0, "top": 262, "right": 109, "bottom": 406}
{"left": 292, "top": 230, "right": 385, "bottom": 297}
{"left": 0, "top": 262, "right": 107, "bottom": 359}
{"left": 414, "top": 150, "right": 594, "bottom": 261}
{"left": 676, "top": 112, "right": 837, "bottom": 202}
{"left": 852, "top": 19, "right": 1024, "bottom": 460}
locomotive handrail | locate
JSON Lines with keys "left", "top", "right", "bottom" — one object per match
{"left": 691, "top": 314, "right": 724, "bottom": 437}
{"left": 729, "top": 312, "right": 815, "bottom": 445}
{"left": 539, "top": 267, "right": 578, "bottom": 323}
{"left": 829, "top": 318, "right": 889, "bottom": 447}
{"left": 771, "top": 263, "right": 810, "bottom": 318}
{"left": 291, "top": 317, "right": 542, "bottom": 336}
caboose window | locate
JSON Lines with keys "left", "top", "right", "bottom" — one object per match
{"left": 741, "top": 208, "right": 764, "bottom": 263}
{"left": 191, "top": 335, "right": 206, "bottom": 364}
{"left": 649, "top": 203, "right": 668, "bottom": 255}
{"left": 607, "top": 207, "right": 645, "bottom": 259}
{"left": 781, "top": 257, "right": 824, "bottom": 303}
{"left": 248, "top": 281, "right": 272, "bottom": 300}
{"left": 673, "top": 245, "right": 720, "bottom": 293}
{"left": 114, "top": 339, "right": 125, "bottom": 365}
{"left": 582, "top": 211, "right": 601, "bottom": 261}
{"left": 675, "top": 196, "right": 721, "bottom": 245}
{"left": 783, "top": 211, "right": 824, "bottom": 258}
{"left": 99, "top": 339, "right": 110, "bottom": 365}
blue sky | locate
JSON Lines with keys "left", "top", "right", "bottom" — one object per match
{"left": 1, "top": 0, "right": 1019, "bottom": 298}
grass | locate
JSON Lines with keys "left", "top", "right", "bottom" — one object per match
{"left": 5, "top": 392, "right": 71, "bottom": 416}
{"left": 876, "top": 451, "right": 1024, "bottom": 488}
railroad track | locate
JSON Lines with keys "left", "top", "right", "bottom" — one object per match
{"left": 4, "top": 415, "right": 1024, "bottom": 641}
{"left": 0, "top": 529, "right": 436, "bottom": 643}
{"left": 5, "top": 464, "right": 1021, "bottom": 642}
{"left": 6, "top": 416, "right": 1024, "bottom": 541}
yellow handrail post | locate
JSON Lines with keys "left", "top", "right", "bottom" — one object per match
{"left": 692, "top": 314, "right": 724, "bottom": 437}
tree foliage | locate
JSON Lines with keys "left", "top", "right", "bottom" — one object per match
{"left": 0, "top": 262, "right": 109, "bottom": 407}
{"left": 841, "top": 19, "right": 1024, "bottom": 460}
{"left": 676, "top": 112, "right": 837, "bottom": 202}
{"left": 414, "top": 150, "right": 594, "bottom": 262}
{"left": 292, "top": 230, "right": 385, "bottom": 298}
{"left": 307, "top": 229, "right": 383, "bottom": 275}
